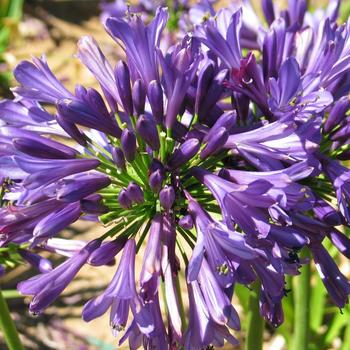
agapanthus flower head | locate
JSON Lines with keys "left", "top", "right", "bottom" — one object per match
{"left": 1, "top": 0, "right": 350, "bottom": 349}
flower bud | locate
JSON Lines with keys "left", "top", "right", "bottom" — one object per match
{"left": 132, "top": 79, "right": 146, "bottom": 116}
{"left": 115, "top": 61, "right": 133, "bottom": 116}
{"left": 80, "top": 194, "right": 108, "bottom": 215}
{"left": 178, "top": 215, "right": 194, "bottom": 230}
{"left": 136, "top": 114, "right": 160, "bottom": 151}
{"left": 75, "top": 84, "right": 87, "bottom": 99}
{"left": 56, "top": 113, "right": 87, "bottom": 146}
{"left": 111, "top": 147, "right": 126, "bottom": 171}
{"left": 159, "top": 185, "right": 175, "bottom": 210}
{"left": 262, "top": 0, "right": 275, "bottom": 25}
{"left": 167, "top": 138, "right": 200, "bottom": 169}
{"left": 174, "top": 48, "right": 191, "bottom": 72}
{"left": 204, "top": 111, "right": 236, "bottom": 142}
{"left": 195, "top": 62, "right": 214, "bottom": 115}
{"left": 88, "top": 237, "right": 127, "bottom": 266}
{"left": 33, "top": 203, "right": 82, "bottom": 239}
{"left": 13, "top": 137, "right": 76, "bottom": 159}
{"left": 186, "top": 124, "right": 208, "bottom": 142}
{"left": 56, "top": 175, "right": 111, "bottom": 202}
{"left": 149, "top": 168, "right": 164, "bottom": 193}
{"left": 200, "top": 127, "right": 228, "bottom": 159}
{"left": 199, "top": 69, "right": 229, "bottom": 119}
{"left": 313, "top": 199, "right": 342, "bottom": 226}
{"left": 323, "top": 96, "right": 350, "bottom": 133}
{"left": 148, "top": 80, "right": 164, "bottom": 124}
{"left": 121, "top": 128, "right": 136, "bottom": 162}
{"left": 127, "top": 182, "right": 144, "bottom": 204}
{"left": 85, "top": 88, "right": 110, "bottom": 118}
{"left": 57, "top": 98, "right": 121, "bottom": 138}
{"left": 149, "top": 159, "right": 164, "bottom": 173}
{"left": 118, "top": 188, "right": 132, "bottom": 209}
{"left": 173, "top": 120, "right": 189, "bottom": 140}
{"left": 19, "top": 249, "right": 53, "bottom": 273}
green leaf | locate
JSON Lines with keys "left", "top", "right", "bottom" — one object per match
{"left": 275, "top": 276, "right": 294, "bottom": 347}
{"left": 6, "top": 0, "right": 23, "bottom": 20}
{"left": 341, "top": 319, "right": 350, "bottom": 350}
{"left": 341, "top": 1, "right": 350, "bottom": 22}
{"left": 235, "top": 284, "right": 250, "bottom": 313}
{"left": 310, "top": 272, "right": 327, "bottom": 332}
{"left": 324, "top": 307, "right": 350, "bottom": 345}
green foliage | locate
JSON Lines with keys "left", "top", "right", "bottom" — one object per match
{"left": 341, "top": 1, "right": 350, "bottom": 23}
{"left": 0, "top": 0, "right": 23, "bottom": 89}
{"left": 236, "top": 239, "right": 350, "bottom": 349}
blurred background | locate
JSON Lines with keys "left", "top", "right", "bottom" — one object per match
{"left": 1, "top": 0, "right": 350, "bottom": 349}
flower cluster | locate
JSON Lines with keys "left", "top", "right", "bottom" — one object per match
{"left": 1, "top": 0, "right": 350, "bottom": 349}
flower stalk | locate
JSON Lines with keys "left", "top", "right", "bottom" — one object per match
{"left": 0, "top": 289, "right": 24, "bottom": 350}
{"left": 245, "top": 281, "right": 264, "bottom": 350}
{"left": 292, "top": 249, "right": 311, "bottom": 350}
{"left": 1, "top": 1, "right": 350, "bottom": 349}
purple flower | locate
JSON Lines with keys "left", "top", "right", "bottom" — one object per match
{"left": 268, "top": 57, "right": 333, "bottom": 120}
{"left": 136, "top": 114, "right": 160, "bottom": 151}
{"left": 185, "top": 278, "right": 239, "bottom": 349}
{"left": 56, "top": 174, "right": 111, "bottom": 202}
{"left": 186, "top": 196, "right": 261, "bottom": 285}
{"left": 77, "top": 36, "right": 120, "bottom": 109}
{"left": 311, "top": 242, "right": 350, "bottom": 308}
{"left": 118, "top": 188, "right": 132, "bottom": 209}
{"left": 132, "top": 79, "right": 146, "bottom": 116}
{"left": 322, "top": 156, "right": 350, "bottom": 223}
{"left": 1, "top": 1, "right": 350, "bottom": 347}
{"left": 160, "top": 36, "right": 202, "bottom": 128}
{"left": 14, "top": 157, "right": 100, "bottom": 189}
{"left": 191, "top": 167, "right": 274, "bottom": 236}
{"left": 178, "top": 214, "right": 194, "bottom": 229}
{"left": 88, "top": 236, "right": 127, "bottom": 266}
{"left": 13, "top": 56, "right": 73, "bottom": 103}
{"left": 105, "top": 8, "right": 168, "bottom": 86}
{"left": 0, "top": 126, "right": 76, "bottom": 159}
{"left": 229, "top": 53, "right": 270, "bottom": 115}
{"left": 39, "top": 238, "right": 86, "bottom": 258}
{"left": 147, "top": 80, "right": 164, "bottom": 124}
{"left": 224, "top": 119, "right": 320, "bottom": 170}
{"left": 121, "top": 128, "right": 136, "bottom": 162}
{"left": 194, "top": 9, "right": 242, "bottom": 69}
{"left": 159, "top": 185, "right": 175, "bottom": 210}
{"left": 57, "top": 93, "right": 121, "bottom": 138}
{"left": 200, "top": 126, "right": 228, "bottom": 159}
{"left": 19, "top": 249, "right": 53, "bottom": 273}
{"left": 18, "top": 239, "right": 101, "bottom": 314}
{"left": 324, "top": 95, "right": 350, "bottom": 133}
{"left": 0, "top": 99, "right": 53, "bottom": 126}
{"left": 167, "top": 138, "right": 200, "bottom": 169}
{"left": 139, "top": 215, "right": 162, "bottom": 300}
{"left": 33, "top": 202, "right": 82, "bottom": 240}
{"left": 115, "top": 61, "right": 133, "bottom": 115}
{"left": 82, "top": 239, "right": 136, "bottom": 322}
{"left": 304, "top": 18, "right": 350, "bottom": 91}
{"left": 111, "top": 147, "right": 126, "bottom": 171}
{"left": 149, "top": 168, "right": 164, "bottom": 193}
{"left": 259, "top": 288, "right": 284, "bottom": 328}
{"left": 127, "top": 182, "right": 144, "bottom": 204}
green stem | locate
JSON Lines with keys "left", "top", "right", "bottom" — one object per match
{"left": 341, "top": 316, "right": 350, "bottom": 350}
{"left": 292, "top": 249, "right": 310, "bottom": 350}
{"left": 174, "top": 273, "right": 187, "bottom": 331}
{"left": 245, "top": 281, "right": 264, "bottom": 350}
{"left": 1, "top": 290, "right": 22, "bottom": 299}
{"left": 0, "top": 289, "right": 24, "bottom": 350}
